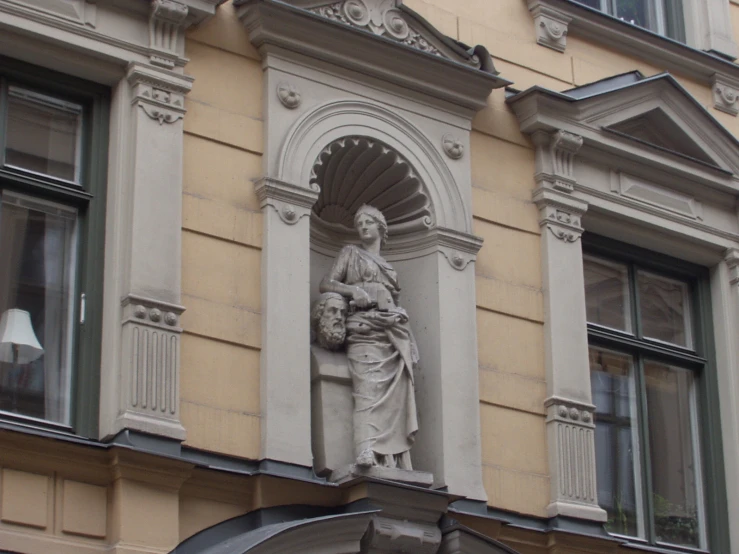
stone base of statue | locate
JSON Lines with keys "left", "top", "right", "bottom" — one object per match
{"left": 330, "top": 464, "right": 434, "bottom": 488}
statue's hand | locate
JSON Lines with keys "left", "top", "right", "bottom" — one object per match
{"left": 352, "top": 287, "right": 372, "bottom": 309}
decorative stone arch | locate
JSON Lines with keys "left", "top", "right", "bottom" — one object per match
{"left": 277, "top": 99, "right": 470, "bottom": 234}
{"left": 239, "top": 0, "right": 509, "bottom": 501}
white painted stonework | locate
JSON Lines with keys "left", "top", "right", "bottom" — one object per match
{"left": 235, "top": 0, "right": 508, "bottom": 500}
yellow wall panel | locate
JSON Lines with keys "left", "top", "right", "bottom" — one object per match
{"left": 183, "top": 135, "right": 262, "bottom": 213}
{"left": 181, "top": 401, "right": 261, "bottom": 459}
{"left": 472, "top": 187, "right": 539, "bottom": 235}
{"left": 0, "top": 469, "right": 50, "bottom": 529}
{"left": 472, "top": 91, "right": 530, "bottom": 147}
{"left": 479, "top": 367, "right": 546, "bottom": 416}
{"left": 181, "top": 333, "right": 260, "bottom": 415}
{"left": 474, "top": 220, "right": 542, "bottom": 289}
{"left": 179, "top": 496, "right": 246, "bottom": 542}
{"left": 185, "top": 99, "right": 264, "bottom": 155}
{"left": 186, "top": 40, "right": 263, "bottom": 119}
{"left": 183, "top": 194, "right": 262, "bottom": 249}
{"left": 180, "top": 295, "right": 261, "bottom": 350}
{"left": 471, "top": 132, "right": 535, "bottom": 201}
{"left": 477, "top": 309, "right": 544, "bottom": 381}
{"left": 186, "top": 1, "right": 260, "bottom": 60}
{"left": 403, "top": 0, "right": 458, "bottom": 39}
{"left": 182, "top": 231, "right": 261, "bottom": 312}
{"left": 475, "top": 276, "right": 543, "bottom": 323}
{"left": 61, "top": 480, "right": 107, "bottom": 539}
{"left": 482, "top": 465, "right": 549, "bottom": 518}
{"left": 480, "top": 404, "right": 547, "bottom": 474}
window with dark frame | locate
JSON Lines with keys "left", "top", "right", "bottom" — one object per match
{"left": 574, "top": 0, "right": 686, "bottom": 43}
{"left": 0, "top": 59, "right": 108, "bottom": 437}
{"left": 584, "top": 241, "right": 711, "bottom": 550}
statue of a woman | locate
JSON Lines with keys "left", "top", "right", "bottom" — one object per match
{"left": 320, "top": 205, "right": 419, "bottom": 470}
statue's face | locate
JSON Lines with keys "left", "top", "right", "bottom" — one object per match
{"left": 355, "top": 214, "right": 380, "bottom": 243}
{"left": 318, "top": 297, "right": 347, "bottom": 350}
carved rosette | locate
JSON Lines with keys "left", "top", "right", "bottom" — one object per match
{"left": 255, "top": 177, "right": 320, "bottom": 225}
{"left": 128, "top": 64, "right": 191, "bottom": 125}
{"left": 528, "top": 1, "right": 571, "bottom": 53}
{"left": 712, "top": 73, "right": 739, "bottom": 116}
{"left": 121, "top": 294, "right": 185, "bottom": 435}
{"left": 277, "top": 82, "right": 301, "bottom": 109}
{"left": 309, "top": 0, "right": 443, "bottom": 58}
{"left": 545, "top": 397, "right": 600, "bottom": 511}
{"left": 442, "top": 134, "right": 464, "bottom": 160}
{"left": 149, "top": 0, "right": 189, "bottom": 68}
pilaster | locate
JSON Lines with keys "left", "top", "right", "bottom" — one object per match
{"left": 101, "top": 62, "right": 193, "bottom": 441}
{"left": 255, "top": 177, "right": 320, "bottom": 466}
{"left": 532, "top": 130, "right": 606, "bottom": 522}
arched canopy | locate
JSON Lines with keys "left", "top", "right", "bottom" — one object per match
{"left": 277, "top": 99, "right": 471, "bottom": 234}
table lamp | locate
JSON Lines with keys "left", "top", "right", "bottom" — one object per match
{"left": 0, "top": 309, "right": 44, "bottom": 412}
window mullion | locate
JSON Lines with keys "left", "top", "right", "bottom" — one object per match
{"left": 635, "top": 354, "right": 656, "bottom": 543}
{"left": 0, "top": 78, "right": 7, "bottom": 167}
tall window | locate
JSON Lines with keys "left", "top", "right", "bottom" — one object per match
{"left": 574, "top": 0, "right": 685, "bottom": 42}
{"left": 584, "top": 242, "right": 709, "bottom": 549}
{"left": 0, "top": 59, "right": 108, "bottom": 435}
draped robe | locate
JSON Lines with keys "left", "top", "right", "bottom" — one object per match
{"left": 328, "top": 245, "right": 419, "bottom": 460}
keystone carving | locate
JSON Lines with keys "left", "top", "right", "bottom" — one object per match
{"left": 712, "top": 73, "right": 739, "bottom": 116}
{"left": 529, "top": 1, "right": 571, "bottom": 53}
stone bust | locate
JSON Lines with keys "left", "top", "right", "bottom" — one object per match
{"left": 319, "top": 204, "right": 419, "bottom": 470}
{"left": 311, "top": 292, "right": 348, "bottom": 351}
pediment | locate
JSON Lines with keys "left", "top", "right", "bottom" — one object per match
{"left": 509, "top": 73, "right": 739, "bottom": 179}
{"left": 284, "top": 0, "right": 488, "bottom": 70}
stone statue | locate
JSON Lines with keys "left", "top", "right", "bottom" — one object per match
{"left": 319, "top": 204, "right": 419, "bottom": 470}
{"left": 311, "top": 292, "right": 348, "bottom": 351}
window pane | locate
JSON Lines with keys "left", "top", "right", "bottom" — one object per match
{"left": 4, "top": 86, "right": 82, "bottom": 182}
{"left": 644, "top": 361, "right": 704, "bottom": 548}
{"left": 614, "top": 0, "right": 655, "bottom": 32}
{"left": 584, "top": 256, "right": 632, "bottom": 332}
{"left": 664, "top": 0, "right": 685, "bottom": 42}
{"left": 0, "top": 192, "right": 77, "bottom": 425}
{"left": 590, "top": 347, "right": 644, "bottom": 538}
{"left": 637, "top": 271, "right": 691, "bottom": 348}
{"left": 573, "top": 0, "right": 603, "bottom": 9}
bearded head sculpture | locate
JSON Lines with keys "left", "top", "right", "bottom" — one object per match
{"left": 311, "top": 292, "right": 348, "bottom": 350}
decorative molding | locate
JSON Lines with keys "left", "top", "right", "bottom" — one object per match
{"left": 364, "top": 515, "right": 441, "bottom": 554}
{"left": 309, "top": 0, "right": 442, "bottom": 58}
{"left": 533, "top": 187, "right": 588, "bottom": 243}
{"left": 127, "top": 63, "right": 191, "bottom": 125}
{"left": 149, "top": 0, "right": 189, "bottom": 69}
{"left": 255, "top": 177, "right": 320, "bottom": 225}
{"left": 725, "top": 248, "right": 739, "bottom": 285}
{"left": 120, "top": 295, "right": 185, "bottom": 433}
{"left": 544, "top": 396, "right": 604, "bottom": 521}
{"left": 442, "top": 134, "right": 464, "bottom": 160}
{"left": 528, "top": 1, "right": 571, "bottom": 52}
{"left": 532, "top": 129, "right": 583, "bottom": 193}
{"left": 277, "top": 82, "right": 302, "bottom": 109}
{"left": 713, "top": 73, "right": 739, "bottom": 116}
{"left": 613, "top": 173, "right": 704, "bottom": 221}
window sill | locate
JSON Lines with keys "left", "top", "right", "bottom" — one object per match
{"left": 528, "top": 0, "right": 739, "bottom": 98}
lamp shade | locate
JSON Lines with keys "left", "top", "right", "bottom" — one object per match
{"left": 0, "top": 309, "right": 44, "bottom": 364}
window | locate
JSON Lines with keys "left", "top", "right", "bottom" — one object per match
{"left": 584, "top": 239, "right": 714, "bottom": 549}
{"left": 0, "top": 58, "right": 108, "bottom": 436}
{"left": 574, "top": 0, "right": 685, "bottom": 42}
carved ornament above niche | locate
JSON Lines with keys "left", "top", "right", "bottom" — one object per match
{"left": 310, "top": 0, "right": 443, "bottom": 58}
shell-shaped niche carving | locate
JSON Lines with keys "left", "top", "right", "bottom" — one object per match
{"left": 311, "top": 137, "right": 433, "bottom": 242}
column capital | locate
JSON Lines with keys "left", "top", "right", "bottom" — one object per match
{"left": 533, "top": 186, "right": 588, "bottom": 242}
{"left": 254, "top": 177, "right": 320, "bottom": 225}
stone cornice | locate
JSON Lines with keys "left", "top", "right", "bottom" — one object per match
{"left": 234, "top": 0, "right": 510, "bottom": 112}
{"left": 527, "top": 0, "right": 739, "bottom": 87}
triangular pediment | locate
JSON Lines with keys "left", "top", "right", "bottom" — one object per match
{"left": 282, "top": 0, "right": 491, "bottom": 71}
{"left": 508, "top": 73, "right": 739, "bottom": 178}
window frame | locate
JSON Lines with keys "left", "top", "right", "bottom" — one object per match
{"left": 575, "top": 0, "right": 685, "bottom": 42}
{"left": 584, "top": 233, "right": 729, "bottom": 553}
{"left": 0, "top": 56, "right": 109, "bottom": 438}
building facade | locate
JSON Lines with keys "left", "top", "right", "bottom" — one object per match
{"left": 1, "top": 0, "right": 739, "bottom": 553}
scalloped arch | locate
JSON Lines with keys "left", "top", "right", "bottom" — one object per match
{"left": 276, "top": 99, "right": 470, "bottom": 234}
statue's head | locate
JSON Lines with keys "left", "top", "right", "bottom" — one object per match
{"left": 354, "top": 204, "right": 388, "bottom": 247}
{"left": 311, "top": 292, "right": 348, "bottom": 350}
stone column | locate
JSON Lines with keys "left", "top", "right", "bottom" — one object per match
{"left": 532, "top": 130, "right": 606, "bottom": 522}
{"left": 99, "top": 56, "right": 192, "bottom": 441}
{"left": 255, "top": 178, "right": 319, "bottom": 466}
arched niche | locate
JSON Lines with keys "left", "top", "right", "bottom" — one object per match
{"left": 302, "top": 110, "right": 484, "bottom": 494}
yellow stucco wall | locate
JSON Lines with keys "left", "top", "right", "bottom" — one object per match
{"left": 181, "top": 0, "right": 739, "bottom": 519}
{"left": 181, "top": 3, "right": 264, "bottom": 460}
